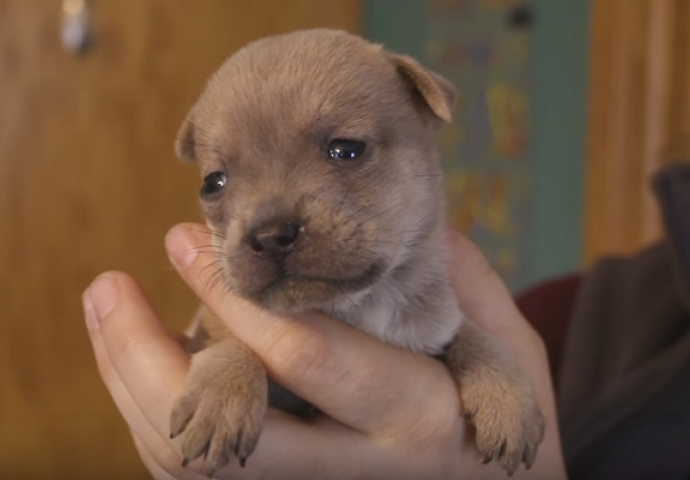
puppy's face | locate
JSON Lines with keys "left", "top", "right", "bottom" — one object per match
{"left": 177, "top": 30, "right": 455, "bottom": 312}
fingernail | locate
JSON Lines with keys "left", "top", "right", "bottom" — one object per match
{"left": 90, "top": 274, "right": 119, "bottom": 320}
{"left": 165, "top": 225, "right": 198, "bottom": 269}
{"left": 82, "top": 291, "right": 99, "bottom": 333}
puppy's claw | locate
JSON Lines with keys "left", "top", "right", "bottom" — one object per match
{"left": 498, "top": 439, "right": 507, "bottom": 458}
{"left": 170, "top": 397, "right": 195, "bottom": 440}
{"left": 181, "top": 457, "right": 191, "bottom": 468}
{"left": 239, "top": 455, "right": 247, "bottom": 468}
{"left": 523, "top": 443, "right": 535, "bottom": 470}
{"left": 234, "top": 428, "right": 243, "bottom": 457}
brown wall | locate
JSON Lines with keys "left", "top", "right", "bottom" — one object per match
{"left": 0, "top": 1, "right": 360, "bottom": 478}
{"left": 586, "top": 0, "right": 690, "bottom": 262}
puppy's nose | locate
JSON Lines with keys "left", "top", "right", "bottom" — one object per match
{"left": 248, "top": 222, "right": 301, "bottom": 257}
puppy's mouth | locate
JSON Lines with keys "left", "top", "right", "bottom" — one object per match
{"left": 274, "top": 260, "right": 385, "bottom": 291}
{"left": 254, "top": 259, "right": 387, "bottom": 310}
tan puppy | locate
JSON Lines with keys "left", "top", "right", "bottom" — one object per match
{"left": 172, "top": 29, "right": 543, "bottom": 475}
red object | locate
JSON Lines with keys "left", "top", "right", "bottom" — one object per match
{"left": 516, "top": 275, "right": 582, "bottom": 385}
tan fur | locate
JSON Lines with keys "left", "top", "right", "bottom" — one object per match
{"left": 171, "top": 29, "right": 543, "bottom": 475}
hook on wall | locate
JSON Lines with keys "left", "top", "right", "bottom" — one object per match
{"left": 61, "top": 0, "right": 93, "bottom": 55}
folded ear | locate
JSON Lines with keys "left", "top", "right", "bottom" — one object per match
{"left": 175, "top": 112, "right": 198, "bottom": 162}
{"left": 390, "top": 54, "right": 456, "bottom": 123}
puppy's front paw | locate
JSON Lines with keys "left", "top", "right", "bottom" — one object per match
{"left": 446, "top": 322, "right": 544, "bottom": 475}
{"left": 460, "top": 370, "right": 544, "bottom": 475}
{"left": 170, "top": 341, "right": 267, "bottom": 473}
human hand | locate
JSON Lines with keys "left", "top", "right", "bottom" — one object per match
{"left": 83, "top": 223, "right": 567, "bottom": 479}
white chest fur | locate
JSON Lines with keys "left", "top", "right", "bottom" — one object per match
{"left": 329, "top": 268, "right": 464, "bottom": 355}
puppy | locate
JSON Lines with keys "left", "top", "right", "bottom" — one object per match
{"left": 171, "top": 29, "right": 543, "bottom": 475}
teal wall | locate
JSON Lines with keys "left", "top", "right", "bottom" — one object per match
{"left": 524, "top": 0, "right": 589, "bottom": 288}
{"left": 365, "top": 0, "right": 590, "bottom": 291}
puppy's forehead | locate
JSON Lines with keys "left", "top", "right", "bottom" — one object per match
{"left": 196, "top": 31, "right": 404, "bottom": 143}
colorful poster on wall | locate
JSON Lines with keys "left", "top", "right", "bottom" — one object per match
{"left": 369, "top": 0, "right": 589, "bottom": 291}
{"left": 424, "top": 0, "right": 533, "bottom": 289}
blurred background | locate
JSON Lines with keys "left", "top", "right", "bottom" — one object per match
{"left": 1, "top": 0, "right": 689, "bottom": 478}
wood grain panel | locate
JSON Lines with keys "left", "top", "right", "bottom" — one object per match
{"left": 585, "top": 0, "right": 690, "bottom": 263}
{"left": 668, "top": 0, "right": 690, "bottom": 159}
{"left": 585, "top": 0, "right": 649, "bottom": 262}
{"left": 0, "top": 1, "right": 360, "bottom": 478}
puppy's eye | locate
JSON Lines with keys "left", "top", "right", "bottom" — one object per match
{"left": 200, "top": 171, "right": 227, "bottom": 196}
{"left": 328, "top": 139, "right": 366, "bottom": 161}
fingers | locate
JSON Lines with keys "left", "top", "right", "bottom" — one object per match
{"left": 165, "top": 223, "right": 460, "bottom": 437}
{"left": 444, "top": 226, "right": 545, "bottom": 360}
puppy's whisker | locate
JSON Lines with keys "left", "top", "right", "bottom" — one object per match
{"left": 196, "top": 253, "right": 226, "bottom": 262}
{"left": 193, "top": 250, "right": 225, "bottom": 257}
{"left": 360, "top": 248, "right": 391, "bottom": 263}
{"left": 193, "top": 248, "right": 225, "bottom": 256}
{"left": 356, "top": 238, "right": 399, "bottom": 246}
{"left": 335, "top": 191, "right": 349, "bottom": 215}
{"left": 200, "top": 260, "right": 225, "bottom": 277}
{"left": 412, "top": 173, "right": 443, "bottom": 178}
{"left": 336, "top": 286, "right": 359, "bottom": 310}
{"left": 188, "top": 226, "right": 227, "bottom": 240}
{"left": 202, "top": 267, "right": 220, "bottom": 289}
{"left": 193, "top": 244, "right": 225, "bottom": 251}
{"left": 218, "top": 272, "right": 233, "bottom": 300}
{"left": 206, "top": 267, "right": 228, "bottom": 295}
{"left": 355, "top": 202, "right": 405, "bottom": 229}
{"left": 395, "top": 227, "right": 426, "bottom": 236}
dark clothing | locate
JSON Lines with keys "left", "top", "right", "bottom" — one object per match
{"left": 557, "top": 164, "right": 690, "bottom": 480}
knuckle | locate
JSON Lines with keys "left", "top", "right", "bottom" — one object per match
{"left": 108, "top": 328, "right": 145, "bottom": 362}
{"left": 262, "top": 323, "right": 330, "bottom": 384}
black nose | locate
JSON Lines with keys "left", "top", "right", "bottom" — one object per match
{"left": 248, "top": 222, "right": 301, "bottom": 257}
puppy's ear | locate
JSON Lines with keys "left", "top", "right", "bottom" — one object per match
{"left": 390, "top": 54, "right": 456, "bottom": 123}
{"left": 175, "top": 113, "right": 197, "bottom": 162}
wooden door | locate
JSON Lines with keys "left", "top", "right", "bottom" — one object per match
{"left": 585, "top": 0, "right": 690, "bottom": 263}
{"left": 0, "top": 1, "right": 360, "bottom": 478}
